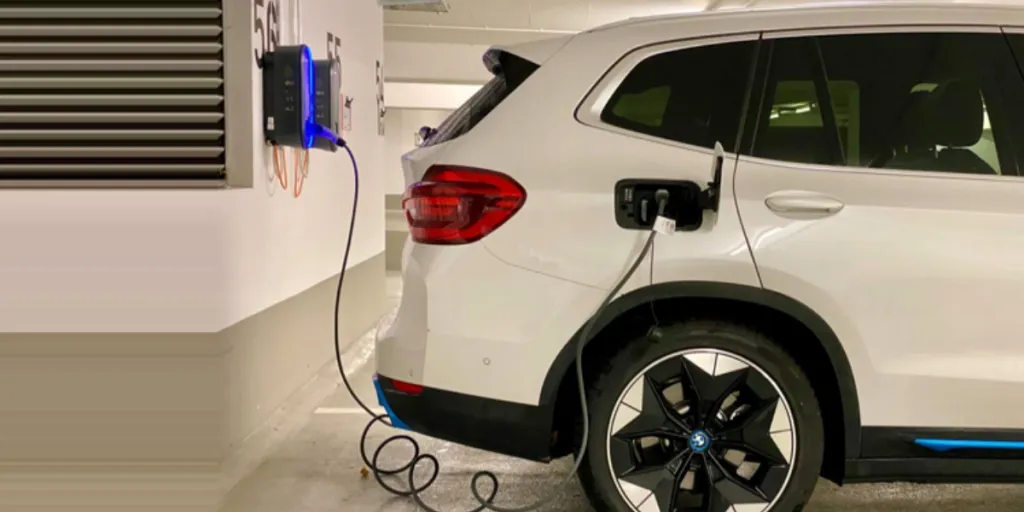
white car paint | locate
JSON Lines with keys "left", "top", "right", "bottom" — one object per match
{"left": 379, "top": 0, "right": 1024, "bottom": 434}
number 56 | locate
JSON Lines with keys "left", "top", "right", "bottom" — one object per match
{"left": 254, "top": 0, "right": 280, "bottom": 68}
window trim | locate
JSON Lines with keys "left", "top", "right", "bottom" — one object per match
{"left": 574, "top": 32, "right": 761, "bottom": 157}
{"left": 997, "top": 27, "right": 1024, "bottom": 176}
{"left": 743, "top": 23, "right": 1022, "bottom": 181}
{"left": 762, "top": 24, "right": 1003, "bottom": 40}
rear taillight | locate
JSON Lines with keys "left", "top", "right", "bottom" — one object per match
{"left": 403, "top": 165, "right": 526, "bottom": 245}
{"left": 392, "top": 380, "right": 424, "bottom": 395}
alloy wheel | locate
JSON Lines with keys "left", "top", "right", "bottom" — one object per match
{"left": 606, "top": 349, "right": 796, "bottom": 512}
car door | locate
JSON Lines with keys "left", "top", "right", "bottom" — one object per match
{"left": 734, "top": 26, "right": 1024, "bottom": 433}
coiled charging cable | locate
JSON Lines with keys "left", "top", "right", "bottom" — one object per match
{"left": 333, "top": 142, "right": 669, "bottom": 511}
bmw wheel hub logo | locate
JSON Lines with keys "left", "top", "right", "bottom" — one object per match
{"left": 689, "top": 430, "right": 711, "bottom": 453}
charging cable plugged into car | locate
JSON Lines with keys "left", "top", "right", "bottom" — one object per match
{"left": 262, "top": 39, "right": 729, "bottom": 512}
{"left": 615, "top": 142, "right": 725, "bottom": 233}
{"left": 327, "top": 152, "right": 727, "bottom": 511}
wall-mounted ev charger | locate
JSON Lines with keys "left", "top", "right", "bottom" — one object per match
{"left": 261, "top": 44, "right": 315, "bottom": 149}
{"left": 312, "top": 59, "right": 342, "bottom": 152}
{"left": 260, "top": 44, "right": 345, "bottom": 152}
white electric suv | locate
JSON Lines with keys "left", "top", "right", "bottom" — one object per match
{"left": 375, "top": 1, "right": 1024, "bottom": 510}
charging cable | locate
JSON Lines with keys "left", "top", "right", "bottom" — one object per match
{"left": 330, "top": 139, "right": 672, "bottom": 511}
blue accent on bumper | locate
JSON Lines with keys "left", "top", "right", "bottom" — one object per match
{"left": 373, "top": 375, "right": 411, "bottom": 431}
{"left": 916, "top": 438, "right": 1024, "bottom": 452}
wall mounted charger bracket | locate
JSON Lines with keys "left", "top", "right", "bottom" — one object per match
{"left": 261, "top": 44, "right": 314, "bottom": 148}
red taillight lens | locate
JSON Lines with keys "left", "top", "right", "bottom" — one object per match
{"left": 403, "top": 165, "right": 526, "bottom": 245}
{"left": 392, "top": 380, "right": 424, "bottom": 395}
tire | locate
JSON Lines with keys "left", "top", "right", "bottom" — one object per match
{"left": 577, "top": 319, "right": 824, "bottom": 512}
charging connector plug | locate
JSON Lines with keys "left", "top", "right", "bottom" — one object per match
{"left": 652, "top": 189, "right": 676, "bottom": 235}
{"left": 655, "top": 189, "right": 671, "bottom": 217}
{"left": 308, "top": 122, "right": 347, "bottom": 151}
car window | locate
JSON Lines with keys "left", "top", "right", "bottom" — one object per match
{"left": 423, "top": 51, "right": 539, "bottom": 147}
{"left": 766, "top": 80, "right": 861, "bottom": 165}
{"left": 752, "top": 32, "right": 1023, "bottom": 176}
{"left": 601, "top": 41, "right": 757, "bottom": 152}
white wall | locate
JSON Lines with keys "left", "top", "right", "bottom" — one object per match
{"left": 0, "top": 0, "right": 385, "bottom": 333}
{"left": 385, "top": 82, "right": 481, "bottom": 110}
{"left": 384, "top": 41, "right": 491, "bottom": 84}
{"left": 384, "top": 108, "right": 453, "bottom": 196}
{"left": 227, "top": 0, "right": 385, "bottom": 328}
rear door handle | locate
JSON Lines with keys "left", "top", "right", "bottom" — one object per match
{"left": 765, "top": 191, "right": 845, "bottom": 218}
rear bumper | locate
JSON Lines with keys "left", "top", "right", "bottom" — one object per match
{"left": 375, "top": 373, "right": 556, "bottom": 462}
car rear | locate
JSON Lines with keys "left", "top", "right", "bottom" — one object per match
{"left": 373, "top": 35, "right": 617, "bottom": 459}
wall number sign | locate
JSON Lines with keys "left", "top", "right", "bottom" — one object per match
{"left": 326, "top": 32, "right": 342, "bottom": 72}
{"left": 253, "top": 0, "right": 281, "bottom": 68}
{"left": 327, "top": 31, "right": 347, "bottom": 133}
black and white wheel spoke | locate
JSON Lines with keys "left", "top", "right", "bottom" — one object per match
{"left": 610, "top": 377, "right": 691, "bottom": 445}
{"left": 687, "top": 367, "right": 748, "bottom": 429}
{"left": 646, "top": 358, "right": 702, "bottom": 427}
{"left": 608, "top": 350, "right": 796, "bottom": 512}
{"left": 720, "top": 398, "right": 794, "bottom": 466}
{"left": 707, "top": 453, "right": 770, "bottom": 503}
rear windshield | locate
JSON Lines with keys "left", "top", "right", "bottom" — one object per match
{"left": 422, "top": 52, "right": 539, "bottom": 147}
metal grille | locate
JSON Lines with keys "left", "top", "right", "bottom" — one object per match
{"left": 0, "top": 1, "right": 225, "bottom": 183}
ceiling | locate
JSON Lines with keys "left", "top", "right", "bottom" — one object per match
{"left": 383, "top": 0, "right": 755, "bottom": 44}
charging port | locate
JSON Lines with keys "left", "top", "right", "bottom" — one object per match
{"left": 615, "top": 179, "right": 704, "bottom": 231}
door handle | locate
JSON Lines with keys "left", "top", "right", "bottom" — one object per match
{"left": 765, "top": 191, "right": 844, "bottom": 218}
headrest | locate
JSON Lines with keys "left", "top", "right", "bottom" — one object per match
{"left": 913, "top": 81, "right": 985, "bottom": 148}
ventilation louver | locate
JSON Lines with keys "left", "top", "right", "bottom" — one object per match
{"left": 0, "top": 2, "right": 226, "bottom": 184}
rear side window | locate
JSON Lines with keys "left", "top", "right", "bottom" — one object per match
{"left": 752, "top": 32, "right": 1024, "bottom": 176}
{"left": 600, "top": 41, "right": 758, "bottom": 151}
{"left": 422, "top": 52, "right": 539, "bottom": 147}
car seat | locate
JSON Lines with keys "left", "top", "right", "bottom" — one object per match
{"left": 895, "top": 80, "right": 995, "bottom": 174}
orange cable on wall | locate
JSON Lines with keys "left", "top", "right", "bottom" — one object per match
{"left": 272, "top": 144, "right": 289, "bottom": 190}
{"left": 293, "top": 148, "right": 311, "bottom": 198}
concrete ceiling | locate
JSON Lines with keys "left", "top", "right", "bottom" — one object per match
{"left": 383, "top": 0, "right": 757, "bottom": 45}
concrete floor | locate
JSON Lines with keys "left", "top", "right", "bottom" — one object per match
{"left": 219, "top": 275, "right": 1024, "bottom": 512}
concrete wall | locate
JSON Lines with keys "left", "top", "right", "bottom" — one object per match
{"left": 382, "top": 108, "right": 453, "bottom": 272}
{"left": 385, "top": 82, "right": 483, "bottom": 110}
{"left": 383, "top": 41, "right": 492, "bottom": 84}
{"left": 383, "top": 108, "right": 453, "bottom": 195}
{"left": 0, "top": 0, "right": 388, "bottom": 510}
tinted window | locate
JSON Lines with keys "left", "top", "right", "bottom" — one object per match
{"left": 752, "top": 33, "right": 1024, "bottom": 176}
{"left": 423, "top": 52, "right": 539, "bottom": 147}
{"left": 601, "top": 41, "right": 757, "bottom": 151}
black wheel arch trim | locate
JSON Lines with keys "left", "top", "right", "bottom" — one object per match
{"left": 538, "top": 280, "right": 862, "bottom": 459}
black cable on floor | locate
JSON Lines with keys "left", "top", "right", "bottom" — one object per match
{"left": 334, "top": 144, "right": 661, "bottom": 511}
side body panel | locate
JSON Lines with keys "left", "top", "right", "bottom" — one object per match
{"left": 735, "top": 26, "right": 1024, "bottom": 430}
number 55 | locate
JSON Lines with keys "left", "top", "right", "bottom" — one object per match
{"left": 327, "top": 32, "right": 342, "bottom": 69}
